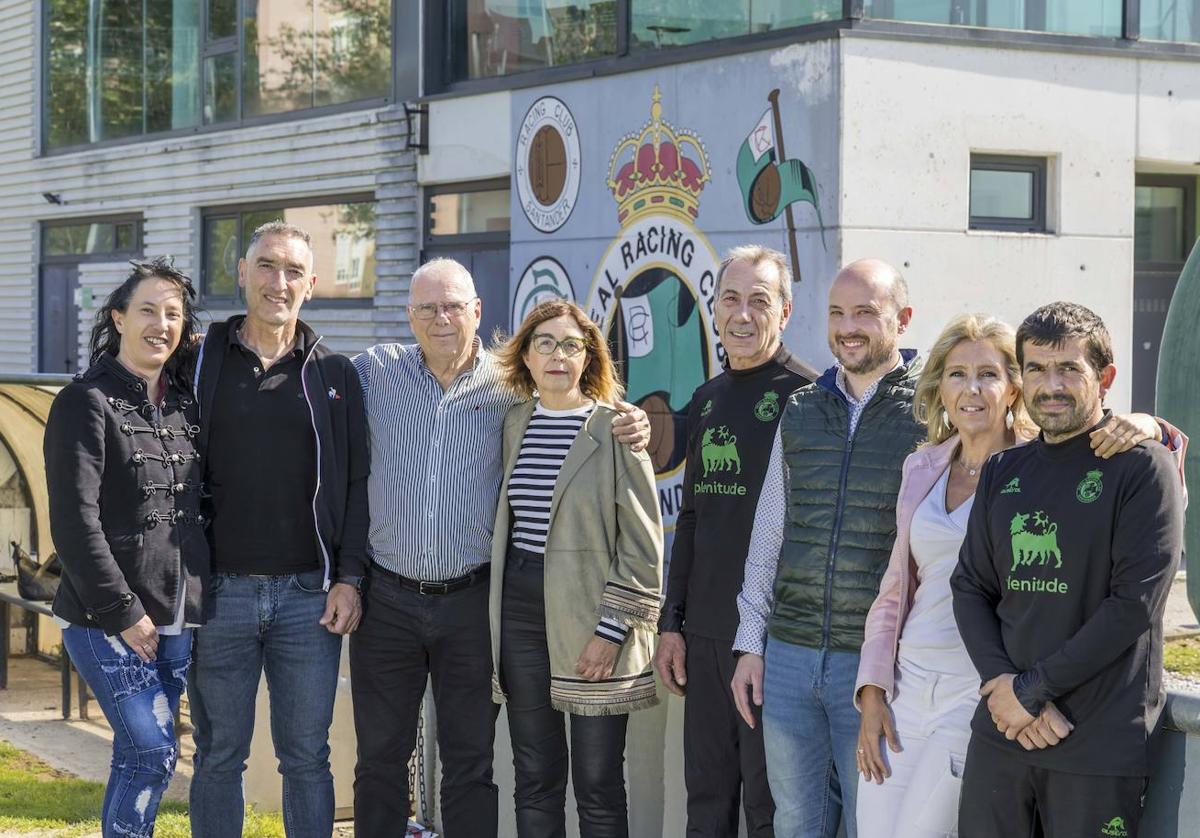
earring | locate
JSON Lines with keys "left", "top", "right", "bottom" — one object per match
{"left": 1005, "top": 407, "right": 1014, "bottom": 430}
{"left": 942, "top": 410, "right": 952, "bottom": 430}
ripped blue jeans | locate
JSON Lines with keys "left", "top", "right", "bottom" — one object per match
{"left": 63, "top": 625, "right": 191, "bottom": 838}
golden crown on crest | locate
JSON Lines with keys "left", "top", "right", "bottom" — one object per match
{"left": 606, "top": 85, "right": 711, "bottom": 226}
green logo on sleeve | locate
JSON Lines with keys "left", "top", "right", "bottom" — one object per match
{"left": 701, "top": 426, "right": 742, "bottom": 477}
{"left": 1077, "top": 469, "right": 1103, "bottom": 503}
{"left": 700, "top": 399, "right": 713, "bottom": 417}
{"left": 1100, "top": 816, "right": 1128, "bottom": 836}
{"left": 754, "top": 390, "right": 781, "bottom": 421}
{"left": 1000, "top": 477, "right": 1021, "bottom": 494}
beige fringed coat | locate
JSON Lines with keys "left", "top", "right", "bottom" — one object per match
{"left": 490, "top": 400, "right": 664, "bottom": 716}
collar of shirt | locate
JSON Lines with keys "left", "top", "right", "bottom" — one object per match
{"left": 417, "top": 336, "right": 485, "bottom": 384}
{"left": 835, "top": 356, "right": 903, "bottom": 407}
{"left": 230, "top": 321, "right": 303, "bottom": 362}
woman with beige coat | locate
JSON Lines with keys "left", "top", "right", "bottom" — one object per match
{"left": 490, "top": 300, "right": 663, "bottom": 838}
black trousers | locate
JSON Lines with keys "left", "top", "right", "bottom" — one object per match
{"left": 500, "top": 552, "right": 630, "bottom": 838}
{"left": 682, "top": 633, "right": 775, "bottom": 837}
{"left": 958, "top": 734, "right": 1147, "bottom": 838}
{"left": 349, "top": 568, "right": 499, "bottom": 838}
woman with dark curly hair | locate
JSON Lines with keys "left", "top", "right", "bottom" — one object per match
{"left": 489, "top": 299, "right": 663, "bottom": 838}
{"left": 44, "top": 257, "right": 208, "bottom": 838}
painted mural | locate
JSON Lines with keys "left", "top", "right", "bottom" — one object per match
{"left": 509, "top": 47, "right": 840, "bottom": 529}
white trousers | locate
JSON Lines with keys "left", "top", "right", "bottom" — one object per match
{"left": 855, "top": 660, "right": 979, "bottom": 838}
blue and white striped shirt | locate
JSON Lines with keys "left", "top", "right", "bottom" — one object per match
{"left": 354, "top": 340, "right": 520, "bottom": 580}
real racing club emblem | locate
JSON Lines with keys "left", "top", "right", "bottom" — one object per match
{"left": 754, "top": 390, "right": 780, "bottom": 422}
{"left": 1076, "top": 469, "right": 1103, "bottom": 504}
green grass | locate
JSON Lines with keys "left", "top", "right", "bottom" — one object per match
{"left": 0, "top": 740, "right": 284, "bottom": 837}
{"left": 1164, "top": 637, "right": 1200, "bottom": 677}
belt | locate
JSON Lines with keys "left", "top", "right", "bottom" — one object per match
{"left": 371, "top": 564, "right": 489, "bottom": 596}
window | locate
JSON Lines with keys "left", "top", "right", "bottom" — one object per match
{"left": 1141, "top": 1, "right": 1200, "bottom": 43}
{"left": 630, "top": 0, "right": 841, "bottom": 50}
{"left": 41, "top": 218, "right": 142, "bottom": 259}
{"left": 45, "top": 0, "right": 393, "bottom": 150}
{"left": 863, "top": 0, "right": 1122, "bottom": 37}
{"left": 969, "top": 155, "right": 1047, "bottom": 233}
{"left": 428, "top": 187, "right": 511, "bottom": 237}
{"left": 452, "top": 1, "right": 619, "bottom": 80}
{"left": 202, "top": 198, "right": 377, "bottom": 302}
{"left": 1135, "top": 182, "right": 1193, "bottom": 265}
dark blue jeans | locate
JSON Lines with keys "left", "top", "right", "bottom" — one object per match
{"left": 62, "top": 625, "right": 191, "bottom": 838}
{"left": 188, "top": 570, "right": 342, "bottom": 838}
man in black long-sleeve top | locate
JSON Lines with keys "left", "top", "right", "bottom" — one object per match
{"left": 654, "top": 246, "right": 817, "bottom": 837}
{"left": 951, "top": 302, "right": 1183, "bottom": 838}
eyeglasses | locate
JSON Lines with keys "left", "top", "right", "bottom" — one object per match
{"left": 531, "top": 334, "right": 587, "bottom": 357}
{"left": 409, "top": 298, "right": 478, "bottom": 320}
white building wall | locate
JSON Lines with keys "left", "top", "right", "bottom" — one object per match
{"left": 0, "top": 0, "right": 416, "bottom": 373}
{"left": 838, "top": 37, "right": 1200, "bottom": 413}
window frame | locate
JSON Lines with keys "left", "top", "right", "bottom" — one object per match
{"left": 40, "top": 0, "right": 401, "bottom": 155}
{"left": 423, "top": 1, "right": 1200, "bottom": 99}
{"left": 1133, "top": 172, "right": 1197, "bottom": 271}
{"left": 200, "top": 193, "right": 378, "bottom": 309}
{"left": 39, "top": 215, "right": 144, "bottom": 264}
{"left": 424, "top": 179, "right": 512, "bottom": 248}
{"left": 968, "top": 154, "right": 1048, "bottom": 234}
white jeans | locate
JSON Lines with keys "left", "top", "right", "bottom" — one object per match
{"left": 855, "top": 660, "right": 978, "bottom": 838}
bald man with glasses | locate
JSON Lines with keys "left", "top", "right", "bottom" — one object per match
{"left": 349, "top": 258, "right": 651, "bottom": 838}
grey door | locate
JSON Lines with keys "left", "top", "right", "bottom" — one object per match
{"left": 421, "top": 246, "right": 511, "bottom": 343}
{"left": 39, "top": 264, "right": 80, "bottom": 373}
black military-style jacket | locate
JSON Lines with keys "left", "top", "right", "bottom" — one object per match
{"left": 45, "top": 352, "right": 210, "bottom": 634}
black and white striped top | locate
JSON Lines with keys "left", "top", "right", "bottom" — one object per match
{"left": 508, "top": 404, "right": 591, "bottom": 553}
{"left": 509, "top": 402, "right": 628, "bottom": 645}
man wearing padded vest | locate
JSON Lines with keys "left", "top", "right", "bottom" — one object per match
{"left": 951, "top": 302, "right": 1183, "bottom": 838}
{"left": 731, "top": 258, "right": 925, "bottom": 837}
{"left": 655, "top": 245, "right": 818, "bottom": 837}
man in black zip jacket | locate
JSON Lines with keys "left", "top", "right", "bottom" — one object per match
{"left": 188, "top": 221, "right": 369, "bottom": 838}
{"left": 952, "top": 302, "right": 1183, "bottom": 838}
{"left": 655, "top": 246, "right": 817, "bottom": 837}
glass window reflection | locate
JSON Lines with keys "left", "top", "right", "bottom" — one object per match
{"left": 630, "top": 0, "right": 841, "bottom": 50}
{"left": 1141, "top": 1, "right": 1200, "bottom": 43}
{"left": 204, "top": 201, "right": 377, "bottom": 301}
{"left": 1135, "top": 186, "right": 1187, "bottom": 264}
{"left": 461, "top": 0, "right": 618, "bottom": 79}
{"left": 429, "top": 189, "right": 511, "bottom": 236}
{"left": 45, "top": 0, "right": 392, "bottom": 149}
{"left": 864, "top": 0, "right": 1121, "bottom": 36}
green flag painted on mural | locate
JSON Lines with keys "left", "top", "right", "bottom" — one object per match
{"left": 736, "top": 108, "right": 825, "bottom": 241}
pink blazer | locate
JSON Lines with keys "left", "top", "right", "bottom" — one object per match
{"left": 854, "top": 420, "right": 1189, "bottom": 710}
{"left": 854, "top": 436, "right": 958, "bottom": 709}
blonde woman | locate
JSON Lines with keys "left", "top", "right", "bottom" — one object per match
{"left": 853, "top": 313, "right": 1184, "bottom": 837}
{"left": 490, "top": 300, "right": 663, "bottom": 838}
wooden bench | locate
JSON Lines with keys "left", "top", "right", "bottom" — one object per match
{"left": 0, "top": 582, "right": 87, "bottom": 719}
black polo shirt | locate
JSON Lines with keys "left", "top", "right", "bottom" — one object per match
{"left": 207, "top": 328, "right": 321, "bottom": 575}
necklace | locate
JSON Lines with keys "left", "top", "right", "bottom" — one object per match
{"left": 956, "top": 457, "right": 984, "bottom": 477}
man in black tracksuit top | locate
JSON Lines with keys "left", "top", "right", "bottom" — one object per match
{"left": 952, "top": 302, "right": 1184, "bottom": 838}
{"left": 655, "top": 246, "right": 817, "bottom": 837}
